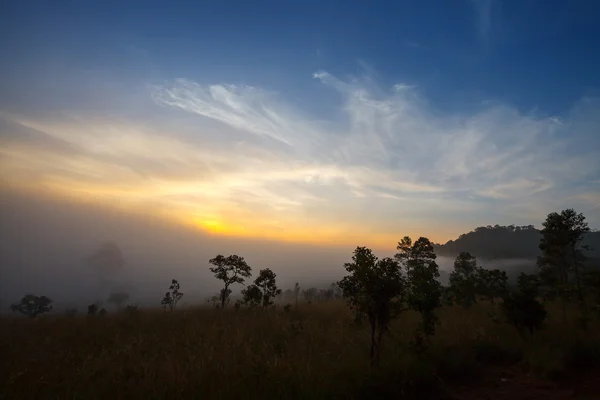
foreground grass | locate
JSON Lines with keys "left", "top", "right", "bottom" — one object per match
{"left": 1, "top": 301, "right": 599, "bottom": 399}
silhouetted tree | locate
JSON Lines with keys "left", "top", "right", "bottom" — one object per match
{"left": 10, "top": 295, "right": 53, "bottom": 318}
{"left": 538, "top": 209, "right": 590, "bottom": 324}
{"left": 209, "top": 254, "right": 252, "bottom": 309}
{"left": 396, "top": 237, "right": 442, "bottom": 341}
{"left": 476, "top": 268, "right": 508, "bottom": 304}
{"left": 107, "top": 292, "right": 130, "bottom": 310}
{"left": 449, "top": 252, "right": 479, "bottom": 308}
{"left": 254, "top": 268, "right": 281, "bottom": 308}
{"left": 161, "top": 279, "right": 184, "bottom": 311}
{"left": 239, "top": 269, "right": 281, "bottom": 309}
{"left": 87, "top": 303, "right": 99, "bottom": 316}
{"left": 241, "top": 285, "right": 262, "bottom": 308}
{"left": 339, "top": 246, "right": 406, "bottom": 366}
{"left": 501, "top": 273, "right": 547, "bottom": 338}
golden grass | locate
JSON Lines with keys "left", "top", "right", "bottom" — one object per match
{"left": 1, "top": 301, "right": 599, "bottom": 399}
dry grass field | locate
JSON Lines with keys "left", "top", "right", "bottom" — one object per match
{"left": 2, "top": 301, "right": 600, "bottom": 399}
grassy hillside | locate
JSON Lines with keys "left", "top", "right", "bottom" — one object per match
{"left": 2, "top": 301, "right": 600, "bottom": 399}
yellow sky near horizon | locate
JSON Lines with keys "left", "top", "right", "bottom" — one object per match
{"left": 0, "top": 177, "right": 454, "bottom": 251}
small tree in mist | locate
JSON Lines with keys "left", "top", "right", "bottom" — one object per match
{"left": 209, "top": 254, "right": 252, "bottom": 309}
{"left": 255, "top": 268, "right": 282, "bottom": 308}
{"left": 396, "top": 236, "right": 442, "bottom": 348}
{"left": 302, "top": 287, "right": 318, "bottom": 303}
{"left": 10, "top": 294, "right": 53, "bottom": 318}
{"left": 87, "top": 303, "right": 98, "bottom": 316}
{"left": 339, "top": 246, "right": 406, "bottom": 366}
{"left": 501, "top": 273, "right": 547, "bottom": 338}
{"left": 161, "top": 279, "right": 184, "bottom": 311}
{"left": 239, "top": 268, "right": 281, "bottom": 309}
{"left": 538, "top": 209, "right": 590, "bottom": 324}
{"left": 108, "top": 292, "right": 130, "bottom": 310}
{"left": 241, "top": 285, "right": 262, "bottom": 308}
{"left": 449, "top": 252, "right": 479, "bottom": 308}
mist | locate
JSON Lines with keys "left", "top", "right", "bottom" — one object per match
{"left": 0, "top": 188, "right": 538, "bottom": 314}
{"left": 0, "top": 188, "right": 356, "bottom": 313}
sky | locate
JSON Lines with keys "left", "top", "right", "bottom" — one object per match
{"left": 1, "top": 0, "right": 600, "bottom": 250}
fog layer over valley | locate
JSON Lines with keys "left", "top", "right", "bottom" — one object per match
{"left": 0, "top": 188, "right": 547, "bottom": 314}
{"left": 0, "top": 189, "right": 350, "bottom": 312}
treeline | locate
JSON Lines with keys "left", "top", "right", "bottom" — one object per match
{"left": 338, "top": 208, "right": 600, "bottom": 365}
{"left": 435, "top": 224, "right": 600, "bottom": 260}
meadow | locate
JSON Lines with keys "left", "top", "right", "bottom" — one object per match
{"left": 2, "top": 300, "right": 600, "bottom": 399}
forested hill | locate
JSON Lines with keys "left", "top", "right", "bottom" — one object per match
{"left": 434, "top": 225, "right": 600, "bottom": 260}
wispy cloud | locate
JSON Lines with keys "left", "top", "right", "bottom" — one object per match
{"left": 470, "top": 0, "right": 494, "bottom": 43}
{"left": 1, "top": 70, "right": 599, "bottom": 245}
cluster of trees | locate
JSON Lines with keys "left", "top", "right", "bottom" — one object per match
{"left": 447, "top": 252, "right": 508, "bottom": 307}
{"left": 8, "top": 207, "right": 598, "bottom": 359}
{"left": 207, "top": 254, "right": 282, "bottom": 309}
{"left": 338, "top": 237, "right": 443, "bottom": 365}
{"left": 337, "top": 208, "right": 598, "bottom": 366}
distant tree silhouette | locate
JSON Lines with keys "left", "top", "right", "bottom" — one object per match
{"left": 239, "top": 268, "right": 281, "bottom": 309}
{"left": 10, "top": 294, "right": 53, "bottom": 318}
{"left": 396, "top": 237, "right": 442, "bottom": 343}
{"left": 302, "top": 287, "right": 318, "bottom": 303}
{"left": 87, "top": 242, "right": 126, "bottom": 272}
{"left": 449, "top": 252, "right": 479, "bottom": 308}
{"left": 161, "top": 279, "right": 184, "bottom": 311}
{"left": 476, "top": 268, "right": 508, "bottom": 304}
{"left": 209, "top": 254, "right": 252, "bottom": 309}
{"left": 87, "top": 303, "right": 98, "bottom": 316}
{"left": 339, "top": 246, "right": 406, "bottom": 366}
{"left": 254, "top": 268, "right": 281, "bottom": 308}
{"left": 241, "top": 285, "right": 262, "bottom": 308}
{"left": 538, "top": 209, "right": 591, "bottom": 325}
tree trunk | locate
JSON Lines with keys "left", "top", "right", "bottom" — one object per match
{"left": 221, "top": 285, "right": 228, "bottom": 309}
{"left": 369, "top": 318, "right": 378, "bottom": 367}
{"left": 572, "top": 245, "right": 588, "bottom": 324}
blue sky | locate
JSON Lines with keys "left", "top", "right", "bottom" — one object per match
{"left": 1, "top": 0, "right": 599, "bottom": 246}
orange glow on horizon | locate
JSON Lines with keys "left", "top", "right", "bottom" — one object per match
{"left": 0, "top": 179, "right": 449, "bottom": 250}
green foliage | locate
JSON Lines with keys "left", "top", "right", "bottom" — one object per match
{"left": 209, "top": 254, "right": 252, "bottom": 309}
{"left": 449, "top": 252, "right": 479, "bottom": 308}
{"left": 161, "top": 279, "right": 184, "bottom": 311}
{"left": 501, "top": 273, "right": 547, "bottom": 338}
{"left": 339, "top": 246, "right": 406, "bottom": 366}
{"left": 396, "top": 237, "right": 442, "bottom": 339}
{"left": 10, "top": 294, "right": 53, "bottom": 318}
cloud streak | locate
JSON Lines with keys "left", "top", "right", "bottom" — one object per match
{"left": 1, "top": 70, "right": 599, "bottom": 246}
